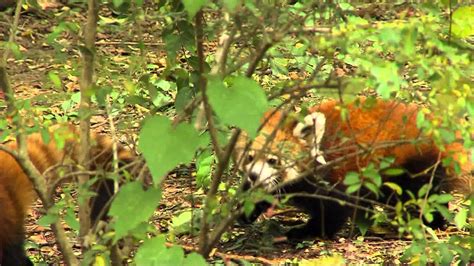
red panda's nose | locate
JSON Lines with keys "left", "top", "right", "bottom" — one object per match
{"left": 248, "top": 172, "right": 258, "bottom": 182}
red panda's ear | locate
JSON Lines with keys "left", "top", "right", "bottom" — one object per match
{"left": 292, "top": 112, "right": 327, "bottom": 165}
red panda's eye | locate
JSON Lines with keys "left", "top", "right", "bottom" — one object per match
{"left": 247, "top": 154, "right": 254, "bottom": 163}
{"left": 267, "top": 158, "right": 278, "bottom": 166}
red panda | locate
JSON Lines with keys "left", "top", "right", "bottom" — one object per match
{"left": 235, "top": 97, "right": 472, "bottom": 240}
{"left": 0, "top": 124, "right": 135, "bottom": 265}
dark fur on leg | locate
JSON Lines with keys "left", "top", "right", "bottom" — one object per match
{"left": 90, "top": 178, "right": 116, "bottom": 225}
{"left": 2, "top": 240, "right": 33, "bottom": 266}
{"left": 287, "top": 192, "right": 351, "bottom": 240}
{"left": 237, "top": 201, "right": 272, "bottom": 224}
{"left": 380, "top": 156, "right": 449, "bottom": 229}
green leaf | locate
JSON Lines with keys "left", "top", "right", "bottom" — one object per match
{"left": 164, "top": 34, "right": 180, "bottom": 65}
{"left": 379, "top": 28, "right": 401, "bottom": 44}
{"left": 112, "top": 0, "right": 124, "bottom": 8}
{"left": 207, "top": 76, "right": 268, "bottom": 137}
{"left": 434, "top": 204, "right": 453, "bottom": 221}
{"left": 364, "top": 182, "right": 379, "bottom": 197}
{"left": 38, "top": 210, "right": 59, "bottom": 227}
{"left": 454, "top": 208, "right": 468, "bottom": 229}
{"left": 343, "top": 171, "right": 360, "bottom": 186}
{"left": 380, "top": 156, "right": 395, "bottom": 169}
{"left": 439, "top": 129, "right": 456, "bottom": 143}
{"left": 417, "top": 184, "right": 430, "bottom": 198}
{"left": 175, "top": 86, "right": 194, "bottom": 113}
{"left": 383, "top": 182, "right": 403, "bottom": 195}
{"left": 423, "top": 211, "right": 434, "bottom": 223}
{"left": 64, "top": 207, "right": 79, "bottom": 232}
{"left": 243, "top": 199, "right": 255, "bottom": 218}
{"left": 452, "top": 6, "right": 474, "bottom": 38}
{"left": 363, "top": 165, "right": 382, "bottom": 187}
{"left": 223, "top": 0, "right": 239, "bottom": 11}
{"left": 109, "top": 182, "right": 162, "bottom": 240}
{"left": 401, "top": 27, "right": 417, "bottom": 55}
{"left": 195, "top": 150, "right": 214, "bottom": 188}
{"left": 438, "top": 243, "right": 454, "bottom": 266}
{"left": 182, "top": 0, "right": 208, "bottom": 18}
{"left": 48, "top": 71, "right": 62, "bottom": 89}
{"left": 346, "top": 184, "right": 361, "bottom": 194}
{"left": 139, "top": 116, "right": 205, "bottom": 183}
{"left": 416, "top": 111, "right": 426, "bottom": 129}
{"left": 171, "top": 210, "right": 193, "bottom": 235}
{"left": 434, "top": 194, "right": 453, "bottom": 204}
{"left": 135, "top": 236, "right": 185, "bottom": 265}
{"left": 355, "top": 213, "right": 371, "bottom": 236}
{"left": 4, "top": 41, "right": 22, "bottom": 59}
{"left": 369, "top": 62, "right": 401, "bottom": 99}
{"left": 382, "top": 168, "right": 405, "bottom": 176}
{"left": 183, "top": 252, "right": 207, "bottom": 266}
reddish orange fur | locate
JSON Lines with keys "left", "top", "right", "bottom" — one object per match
{"left": 0, "top": 150, "right": 35, "bottom": 247}
{"left": 0, "top": 125, "right": 134, "bottom": 263}
{"left": 310, "top": 98, "right": 472, "bottom": 191}
{"left": 237, "top": 97, "right": 472, "bottom": 239}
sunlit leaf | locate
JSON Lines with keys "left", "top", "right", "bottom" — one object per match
{"left": 135, "top": 235, "right": 184, "bottom": 265}
{"left": 182, "top": 0, "right": 208, "bottom": 18}
{"left": 452, "top": 6, "right": 474, "bottom": 38}
{"left": 370, "top": 62, "right": 401, "bottom": 99}
{"left": 139, "top": 116, "right": 207, "bottom": 183}
{"left": 343, "top": 171, "right": 360, "bottom": 186}
{"left": 454, "top": 208, "right": 468, "bottom": 229}
{"left": 382, "top": 168, "right": 405, "bottom": 176}
{"left": 207, "top": 76, "right": 268, "bottom": 137}
{"left": 383, "top": 182, "right": 403, "bottom": 195}
{"left": 109, "top": 182, "right": 162, "bottom": 240}
{"left": 183, "top": 252, "right": 207, "bottom": 266}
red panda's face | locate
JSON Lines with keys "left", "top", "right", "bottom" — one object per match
{"left": 234, "top": 111, "right": 327, "bottom": 191}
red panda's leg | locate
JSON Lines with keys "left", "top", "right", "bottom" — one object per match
{"left": 237, "top": 201, "right": 272, "bottom": 224}
{"left": 286, "top": 195, "right": 351, "bottom": 240}
{"left": 380, "top": 156, "right": 450, "bottom": 229}
{"left": 89, "top": 155, "right": 137, "bottom": 225}
{"left": 2, "top": 240, "right": 33, "bottom": 266}
{"left": 90, "top": 178, "right": 116, "bottom": 224}
{"left": 0, "top": 189, "right": 33, "bottom": 266}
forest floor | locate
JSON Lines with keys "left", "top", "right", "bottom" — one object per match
{"left": 1, "top": 4, "right": 470, "bottom": 265}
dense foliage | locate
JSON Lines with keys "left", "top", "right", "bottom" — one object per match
{"left": 0, "top": 0, "right": 472, "bottom": 264}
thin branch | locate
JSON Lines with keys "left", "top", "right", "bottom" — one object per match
{"left": 195, "top": 10, "right": 223, "bottom": 159}
{"left": 210, "top": 11, "right": 234, "bottom": 76}
{"left": 77, "top": 0, "right": 99, "bottom": 240}
{"left": 245, "top": 42, "right": 272, "bottom": 78}
{"left": 418, "top": 153, "right": 442, "bottom": 223}
{"left": 1, "top": 0, "right": 21, "bottom": 63}
{"left": 200, "top": 129, "right": 241, "bottom": 255}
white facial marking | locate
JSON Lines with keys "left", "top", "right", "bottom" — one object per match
{"left": 294, "top": 112, "right": 328, "bottom": 165}
{"left": 292, "top": 123, "right": 306, "bottom": 139}
{"left": 245, "top": 160, "right": 279, "bottom": 190}
{"left": 286, "top": 167, "right": 300, "bottom": 181}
